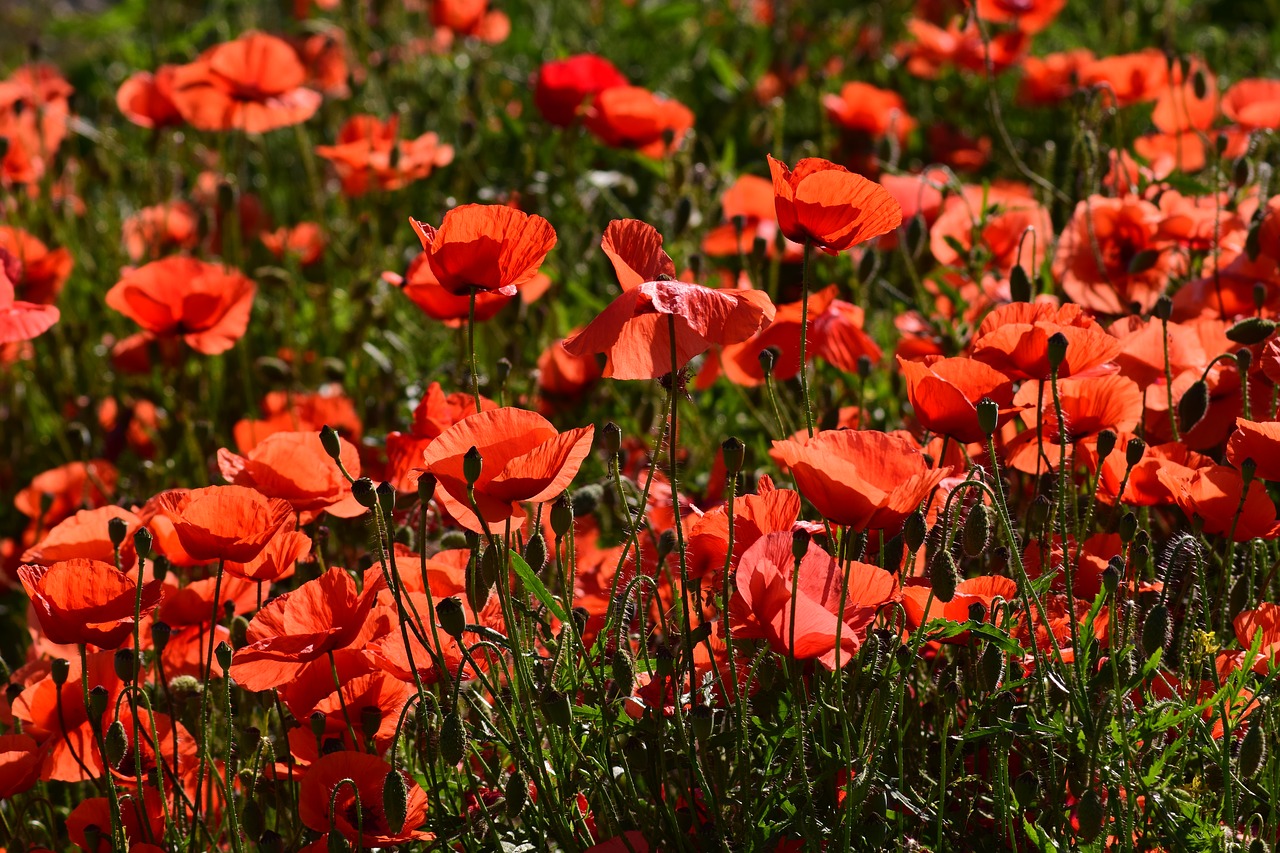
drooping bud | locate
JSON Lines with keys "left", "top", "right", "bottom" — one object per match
{"left": 540, "top": 689, "right": 573, "bottom": 727}
{"left": 361, "top": 706, "right": 382, "bottom": 742}
{"left": 1142, "top": 603, "right": 1170, "bottom": 658}
{"left": 1177, "top": 380, "right": 1210, "bottom": 434}
{"left": 51, "top": 657, "right": 70, "bottom": 686}
{"left": 611, "top": 647, "right": 635, "bottom": 692}
{"left": 505, "top": 769, "right": 528, "bottom": 818}
{"left": 1239, "top": 720, "right": 1267, "bottom": 778}
{"left": 1076, "top": 789, "right": 1105, "bottom": 842}
{"left": 570, "top": 484, "right": 603, "bottom": 517}
{"left": 979, "top": 642, "right": 1005, "bottom": 693}
{"left": 603, "top": 422, "right": 622, "bottom": 456}
{"left": 523, "top": 532, "right": 548, "bottom": 572}
{"left": 105, "top": 719, "right": 128, "bottom": 767}
{"left": 929, "top": 552, "right": 959, "bottom": 603}
{"left": 550, "top": 494, "right": 574, "bottom": 537}
{"left": 758, "top": 347, "right": 777, "bottom": 377}
{"left": 903, "top": 511, "right": 927, "bottom": 553}
{"left": 963, "top": 505, "right": 993, "bottom": 558}
{"left": 108, "top": 516, "right": 129, "bottom": 548}
{"left": 319, "top": 425, "right": 343, "bottom": 461}
{"left": 1227, "top": 317, "right": 1277, "bottom": 345}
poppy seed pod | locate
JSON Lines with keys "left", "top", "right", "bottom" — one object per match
{"left": 352, "top": 477, "right": 377, "bottom": 508}
{"left": 436, "top": 596, "right": 466, "bottom": 639}
{"left": 1046, "top": 331, "right": 1069, "bottom": 371}
{"left": 790, "top": 529, "right": 811, "bottom": 563}
{"left": 976, "top": 397, "right": 1000, "bottom": 437}
{"left": 1118, "top": 511, "right": 1138, "bottom": 543}
{"left": 319, "top": 425, "right": 343, "bottom": 461}
{"left": 657, "top": 529, "right": 678, "bottom": 563}
{"left": 113, "top": 648, "right": 138, "bottom": 683}
{"left": 416, "top": 472, "right": 437, "bottom": 505}
{"left": 1125, "top": 437, "right": 1146, "bottom": 468}
{"left": 1076, "top": 790, "right": 1105, "bottom": 841}
{"left": 602, "top": 422, "right": 622, "bottom": 456}
{"left": 550, "top": 494, "right": 574, "bottom": 538}
{"left": 462, "top": 446, "right": 483, "bottom": 487}
{"left": 1102, "top": 558, "right": 1122, "bottom": 595}
{"left": 721, "top": 437, "right": 745, "bottom": 477}
{"left": 88, "top": 685, "right": 109, "bottom": 724}
{"left": 612, "top": 646, "right": 635, "bottom": 692}
{"left": 1240, "top": 457, "right": 1258, "bottom": 487}
{"left": 361, "top": 706, "right": 382, "bottom": 741}
{"left": 376, "top": 481, "right": 396, "bottom": 515}
{"left": 1095, "top": 429, "right": 1117, "bottom": 463}
{"left": 382, "top": 769, "right": 409, "bottom": 834}
{"left": 134, "top": 526, "right": 153, "bottom": 557}
{"left": 107, "top": 516, "right": 129, "bottom": 548}
{"left": 151, "top": 620, "right": 171, "bottom": 651}
{"left": 1237, "top": 346, "right": 1254, "bottom": 374}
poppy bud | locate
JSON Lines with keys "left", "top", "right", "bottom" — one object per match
{"left": 1094, "top": 429, "right": 1117, "bottom": 463}
{"left": 215, "top": 641, "right": 233, "bottom": 671}
{"left": 1153, "top": 295, "right": 1173, "bottom": 321}
{"left": 104, "top": 719, "right": 128, "bottom": 767}
{"left": 657, "top": 529, "right": 677, "bottom": 563}
{"left": 976, "top": 397, "right": 999, "bottom": 437}
{"left": 612, "top": 647, "right": 635, "bottom": 692}
{"left": 1126, "top": 248, "right": 1161, "bottom": 275}
{"left": 687, "top": 253, "right": 703, "bottom": 282}
{"left": 541, "top": 688, "right": 573, "bottom": 727}
{"left": 1177, "top": 380, "right": 1209, "bottom": 434}
{"left": 377, "top": 768, "right": 408, "bottom": 835}
{"left": 881, "top": 534, "right": 905, "bottom": 575}
{"left": 360, "top": 705, "right": 382, "bottom": 742}
{"left": 1247, "top": 221, "right": 1264, "bottom": 261}
{"left": 603, "top": 422, "right": 622, "bottom": 456}
{"left": 1013, "top": 771, "right": 1038, "bottom": 806}
{"left": 133, "top": 526, "right": 153, "bottom": 558}
{"left": 979, "top": 642, "right": 1005, "bottom": 693}
{"left": 107, "top": 516, "right": 129, "bottom": 548}
{"left": 721, "top": 437, "right": 745, "bottom": 477}
{"left": 550, "top": 494, "right": 574, "bottom": 537}
{"left": 417, "top": 472, "right": 437, "bottom": 504}
{"left": 1028, "top": 495, "right": 1052, "bottom": 529}
{"left": 791, "top": 529, "right": 811, "bottom": 562}
{"left": 441, "top": 710, "right": 467, "bottom": 765}
{"left": 963, "top": 505, "right": 993, "bottom": 558}
{"left": 903, "top": 511, "right": 927, "bottom": 553}
{"left": 929, "top": 552, "right": 959, "bottom": 603}
{"left": 1142, "top": 603, "right": 1170, "bottom": 658}
{"left": 463, "top": 446, "right": 483, "bottom": 487}
{"left": 1241, "top": 457, "right": 1258, "bottom": 488}
{"left": 571, "top": 483, "right": 603, "bottom": 517}
{"left": 758, "top": 347, "right": 777, "bottom": 377}
{"left": 505, "top": 769, "right": 528, "bottom": 818}
{"left": 1239, "top": 721, "right": 1267, "bottom": 779}
{"left": 376, "top": 481, "right": 396, "bottom": 516}
{"left": 654, "top": 644, "right": 676, "bottom": 679}
{"left": 524, "top": 532, "right": 548, "bottom": 572}
{"left": 1046, "top": 332, "right": 1069, "bottom": 371}
{"left": 88, "top": 685, "right": 108, "bottom": 724}
{"left": 242, "top": 800, "right": 265, "bottom": 841}
{"left": 309, "top": 710, "right": 327, "bottom": 743}
{"left": 436, "top": 596, "right": 466, "bottom": 639}
{"left": 1076, "top": 789, "right": 1105, "bottom": 841}
{"left": 352, "top": 477, "right": 377, "bottom": 508}
{"left": 1102, "top": 558, "right": 1122, "bottom": 595}
{"left": 1228, "top": 317, "right": 1277, "bottom": 345}
{"left": 495, "top": 357, "right": 513, "bottom": 389}
{"left": 857, "top": 354, "right": 873, "bottom": 379}
{"left": 319, "top": 425, "right": 343, "bottom": 461}
{"left": 1115, "top": 513, "right": 1137, "bottom": 545}
{"left": 690, "top": 703, "right": 713, "bottom": 741}
{"left": 1008, "top": 264, "right": 1032, "bottom": 303}
{"left": 152, "top": 620, "right": 171, "bottom": 652}
{"left": 114, "top": 649, "right": 138, "bottom": 683}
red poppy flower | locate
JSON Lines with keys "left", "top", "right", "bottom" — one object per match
{"left": 0, "top": 734, "right": 43, "bottom": 799}
{"left": 583, "top": 86, "right": 695, "bottom": 158}
{"left": 535, "top": 54, "right": 629, "bottom": 126}
{"left": 687, "top": 477, "right": 800, "bottom": 583}
{"left": 1156, "top": 464, "right": 1279, "bottom": 540}
{"left": 116, "top": 67, "right": 183, "bottom": 129}
{"left": 11, "top": 650, "right": 122, "bottom": 781}
{"left": 0, "top": 63, "right": 72, "bottom": 185}
{"left": 902, "top": 575, "right": 1020, "bottom": 638}
{"left": 898, "top": 18, "right": 1027, "bottom": 79}
{"left": 234, "top": 388, "right": 362, "bottom": 453}
{"left": 431, "top": 0, "right": 510, "bottom": 44}
{"left": 976, "top": 0, "right": 1066, "bottom": 32}
{"left": 293, "top": 28, "right": 350, "bottom": 98}
{"left": 386, "top": 253, "right": 518, "bottom": 325}
{"left": 1151, "top": 58, "right": 1218, "bottom": 134}
{"left": 930, "top": 187, "right": 1051, "bottom": 276}
{"left": 385, "top": 383, "right": 496, "bottom": 491}
{"left": 970, "top": 302, "right": 1122, "bottom": 381}
{"left": 67, "top": 790, "right": 165, "bottom": 853}
{"left": 1226, "top": 419, "right": 1280, "bottom": 481}
{"left": 223, "top": 527, "right": 310, "bottom": 583}
{"left": 898, "top": 355, "right": 1019, "bottom": 444}
{"left": 1086, "top": 434, "right": 1211, "bottom": 507}
{"left": 1052, "top": 196, "right": 1185, "bottom": 315}
{"left": 260, "top": 222, "right": 326, "bottom": 265}
{"left": 282, "top": 653, "right": 414, "bottom": 761}
{"left": 0, "top": 226, "right": 73, "bottom": 305}
{"left": 823, "top": 82, "right": 916, "bottom": 143}
{"left": 121, "top": 201, "right": 200, "bottom": 261}
{"left": 1234, "top": 603, "right": 1280, "bottom": 673}
{"left": 106, "top": 256, "right": 257, "bottom": 355}
{"left": 169, "top": 32, "right": 322, "bottom": 133}
{"left": 562, "top": 279, "right": 776, "bottom": 380}
{"left": 0, "top": 253, "right": 59, "bottom": 344}
{"left": 409, "top": 204, "right": 556, "bottom": 297}
{"left": 14, "top": 460, "right": 117, "bottom": 531}
{"left": 218, "top": 430, "right": 364, "bottom": 518}
{"left": 1003, "top": 374, "right": 1143, "bottom": 474}
{"left": 767, "top": 155, "right": 903, "bottom": 254}
{"left": 230, "top": 566, "right": 381, "bottom": 691}
{"left": 422, "top": 407, "right": 594, "bottom": 532}
{"left": 1079, "top": 49, "right": 1170, "bottom": 107}
{"left": 601, "top": 218, "right": 677, "bottom": 291}
{"left": 21, "top": 506, "right": 142, "bottom": 566}
{"left": 1018, "top": 49, "right": 1094, "bottom": 105}
{"left": 153, "top": 485, "right": 294, "bottom": 563}
{"left": 701, "top": 174, "right": 804, "bottom": 261}
{"left": 538, "top": 332, "right": 603, "bottom": 411}
{"left": 316, "top": 115, "right": 454, "bottom": 197}
{"left": 19, "top": 559, "right": 163, "bottom": 648}
{"left": 1222, "top": 78, "right": 1280, "bottom": 130}
{"left": 731, "top": 531, "right": 898, "bottom": 669}
{"left": 771, "top": 429, "right": 952, "bottom": 531}
{"left": 299, "top": 752, "right": 431, "bottom": 846}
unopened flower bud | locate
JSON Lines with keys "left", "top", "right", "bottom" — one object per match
{"left": 417, "top": 473, "right": 437, "bottom": 504}
{"left": 1094, "top": 429, "right": 1116, "bottom": 463}
{"left": 113, "top": 649, "right": 138, "bottom": 683}
{"left": 463, "top": 447, "right": 483, "bottom": 486}
{"left": 133, "top": 526, "right": 153, "bottom": 557}
{"left": 603, "top": 422, "right": 622, "bottom": 456}
{"left": 550, "top": 494, "right": 574, "bottom": 537}
{"left": 1125, "top": 437, "right": 1146, "bottom": 467}
{"left": 1046, "top": 332, "right": 1069, "bottom": 371}
{"left": 215, "top": 641, "right": 233, "bottom": 671}
{"left": 976, "top": 397, "right": 999, "bottom": 437}
{"left": 108, "top": 517, "right": 129, "bottom": 548}
{"left": 436, "top": 596, "right": 466, "bottom": 639}
{"left": 721, "top": 437, "right": 745, "bottom": 477}
{"left": 791, "top": 529, "right": 811, "bottom": 562}
{"left": 376, "top": 481, "right": 396, "bottom": 515}
{"left": 319, "top": 425, "right": 343, "bottom": 461}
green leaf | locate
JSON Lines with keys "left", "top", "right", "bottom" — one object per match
{"left": 508, "top": 550, "right": 569, "bottom": 624}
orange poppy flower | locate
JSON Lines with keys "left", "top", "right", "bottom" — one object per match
{"left": 230, "top": 567, "right": 382, "bottom": 691}
{"left": 583, "top": 86, "right": 695, "bottom": 158}
{"left": 1053, "top": 196, "right": 1184, "bottom": 315}
{"left": 731, "top": 531, "right": 897, "bottom": 669}
{"left": 1079, "top": 49, "right": 1170, "bottom": 107}
{"left": 1226, "top": 418, "right": 1280, "bottom": 481}
{"left": 386, "top": 383, "right": 496, "bottom": 491}
{"left": 409, "top": 203, "right": 556, "bottom": 297}
{"left": 1018, "top": 49, "right": 1094, "bottom": 106}
{"left": 316, "top": 115, "right": 454, "bottom": 197}
{"left": 14, "top": 460, "right": 117, "bottom": 531}
{"left": 422, "top": 407, "right": 594, "bottom": 532}
{"left": 1156, "top": 464, "right": 1279, "bottom": 540}
{"left": 929, "top": 188, "right": 1051, "bottom": 276}
{"left": 701, "top": 174, "right": 803, "bottom": 261}
{"left": 1003, "top": 374, "right": 1143, "bottom": 474}
{"left": 687, "top": 477, "right": 800, "bottom": 584}
{"left": 537, "top": 332, "right": 603, "bottom": 412}
{"left": 0, "top": 254, "right": 59, "bottom": 344}
{"left": 771, "top": 429, "right": 952, "bottom": 531}
{"left": 970, "top": 302, "right": 1122, "bottom": 381}
{"left": 218, "top": 430, "right": 364, "bottom": 518}
{"left": 898, "top": 18, "right": 1027, "bottom": 79}
{"left": 116, "top": 67, "right": 183, "bottom": 129}
{"left": 767, "top": 155, "right": 903, "bottom": 254}
{"left": 387, "top": 253, "right": 526, "bottom": 325}
{"left": 153, "top": 485, "right": 294, "bottom": 563}
{"left": 223, "top": 527, "right": 310, "bottom": 583}
{"left": 169, "top": 32, "right": 322, "bottom": 133}
{"left": 18, "top": 558, "right": 163, "bottom": 649}
{"left": 902, "top": 575, "right": 1020, "bottom": 638}
{"left": 0, "top": 734, "right": 43, "bottom": 799}
{"left": 898, "top": 355, "right": 1019, "bottom": 443}
{"left": 1234, "top": 603, "right": 1280, "bottom": 673}
{"left": 535, "top": 54, "right": 629, "bottom": 126}
{"left": 601, "top": 218, "right": 677, "bottom": 291}
{"left": 106, "top": 256, "right": 257, "bottom": 355}
{"left": 299, "top": 752, "right": 431, "bottom": 846}
{"left": 1151, "top": 58, "right": 1218, "bottom": 134}
{"left": 562, "top": 279, "right": 776, "bottom": 380}
{"left": 281, "top": 652, "right": 414, "bottom": 761}
{"left": 0, "top": 63, "right": 72, "bottom": 185}
{"left": 1085, "top": 434, "right": 1210, "bottom": 506}
{"left": 1222, "top": 78, "right": 1280, "bottom": 131}
{"left": 0, "top": 226, "right": 73, "bottom": 305}
{"left": 11, "top": 650, "right": 122, "bottom": 781}
{"left": 234, "top": 387, "right": 362, "bottom": 453}
{"left": 121, "top": 201, "right": 200, "bottom": 261}
{"left": 822, "top": 82, "right": 916, "bottom": 144}
{"left": 976, "top": 0, "right": 1066, "bottom": 33}
{"left": 21, "top": 506, "right": 142, "bottom": 566}
{"left": 260, "top": 222, "right": 326, "bottom": 265}
{"left": 293, "top": 28, "right": 351, "bottom": 98}
{"left": 431, "top": 0, "right": 510, "bottom": 44}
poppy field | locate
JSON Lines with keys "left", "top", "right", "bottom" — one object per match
{"left": 5, "top": 0, "right": 1280, "bottom": 850}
